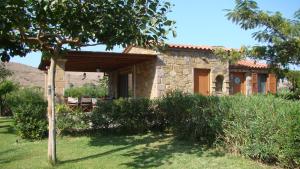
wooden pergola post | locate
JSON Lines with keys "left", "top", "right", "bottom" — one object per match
{"left": 44, "top": 69, "right": 48, "bottom": 99}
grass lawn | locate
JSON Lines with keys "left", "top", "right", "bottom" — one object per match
{"left": 0, "top": 118, "right": 278, "bottom": 169}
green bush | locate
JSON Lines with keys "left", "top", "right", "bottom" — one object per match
{"left": 83, "top": 90, "right": 300, "bottom": 168}
{"left": 285, "top": 70, "right": 300, "bottom": 92}
{"left": 91, "top": 98, "right": 165, "bottom": 133}
{"left": 276, "top": 89, "right": 300, "bottom": 100}
{"left": 56, "top": 104, "right": 89, "bottom": 135}
{"left": 221, "top": 95, "right": 300, "bottom": 168}
{"left": 64, "top": 81, "right": 108, "bottom": 98}
{"left": 0, "top": 80, "right": 18, "bottom": 116}
{"left": 157, "top": 91, "right": 224, "bottom": 145}
{"left": 7, "top": 88, "right": 47, "bottom": 140}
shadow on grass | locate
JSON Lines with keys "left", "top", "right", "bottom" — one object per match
{"left": 0, "top": 148, "right": 26, "bottom": 165}
{"left": 121, "top": 135, "right": 207, "bottom": 168}
{"left": 0, "top": 122, "right": 15, "bottom": 135}
{"left": 0, "top": 125, "right": 11, "bottom": 128}
{"left": 60, "top": 130, "right": 225, "bottom": 168}
{"left": 59, "top": 145, "right": 132, "bottom": 164}
{"left": 0, "top": 117, "right": 13, "bottom": 123}
{"left": 0, "top": 118, "right": 225, "bottom": 168}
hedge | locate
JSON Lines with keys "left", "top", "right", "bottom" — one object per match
{"left": 157, "top": 91, "right": 224, "bottom": 145}
{"left": 91, "top": 98, "right": 165, "bottom": 133}
{"left": 90, "top": 92, "right": 300, "bottom": 168}
{"left": 56, "top": 104, "right": 89, "bottom": 135}
{"left": 7, "top": 88, "right": 48, "bottom": 140}
{"left": 221, "top": 95, "right": 300, "bottom": 168}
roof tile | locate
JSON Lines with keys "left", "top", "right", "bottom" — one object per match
{"left": 232, "top": 60, "right": 268, "bottom": 69}
{"left": 167, "top": 44, "right": 231, "bottom": 51}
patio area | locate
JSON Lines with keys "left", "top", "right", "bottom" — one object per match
{"left": 39, "top": 51, "right": 157, "bottom": 104}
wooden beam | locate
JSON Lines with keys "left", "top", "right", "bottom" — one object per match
{"left": 39, "top": 51, "right": 157, "bottom": 72}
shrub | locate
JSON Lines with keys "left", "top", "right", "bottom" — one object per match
{"left": 0, "top": 80, "right": 18, "bottom": 116}
{"left": 91, "top": 98, "right": 165, "bottom": 133}
{"left": 276, "top": 89, "right": 300, "bottom": 100}
{"left": 7, "top": 88, "right": 47, "bottom": 140}
{"left": 221, "top": 95, "right": 300, "bottom": 168}
{"left": 56, "top": 104, "right": 89, "bottom": 135}
{"left": 64, "top": 80, "right": 108, "bottom": 98}
{"left": 78, "top": 90, "right": 300, "bottom": 168}
{"left": 157, "top": 91, "right": 224, "bottom": 145}
{"left": 285, "top": 70, "right": 300, "bottom": 92}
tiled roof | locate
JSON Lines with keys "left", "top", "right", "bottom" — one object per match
{"left": 232, "top": 60, "right": 268, "bottom": 69}
{"left": 123, "top": 44, "right": 232, "bottom": 53}
{"left": 167, "top": 44, "right": 232, "bottom": 51}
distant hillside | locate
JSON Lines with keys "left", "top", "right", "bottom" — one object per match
{"left": 5, "top": 62, "right": 101, "bottom": 89}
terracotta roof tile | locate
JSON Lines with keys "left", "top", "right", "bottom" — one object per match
{"left": 167, "top": 44, "right": 232, "bottom": 51}
{"left": 123, "top": 44, "right": 233, "bottom": 53}
{"left": 232, "top": 60, "right": 268, "bottom": 69}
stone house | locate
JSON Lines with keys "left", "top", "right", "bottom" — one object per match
{"left": 113, "top": 44, "right": 230, "bottom": 98}
{"left": 39, "top": 44, "right": 277, "bottom": 101}
{"left": 229, "top": 60, "right": 277, "bottom": 96}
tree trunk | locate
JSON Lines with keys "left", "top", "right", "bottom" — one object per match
{"left": 47, "top": 57, "right": 57, "bottom": 165}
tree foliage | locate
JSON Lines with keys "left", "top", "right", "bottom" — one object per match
{"left": 0, "top": 63, "right": 12, "bottom": 81}
{"left": 0, "top": 1, "right": 175, "bottom": 163}
{"left": 0, "top": 64, "right": 14, "bottom": 116}
{"left": 0, "top": 80, "right": 17, "bottom": 116}
{"left": 0, "top": 0, "right": 176, "bottom": 59}
{"left": 285, "top": 70, "right": 300, "bottom": 92}
{"left": 215, "top": 0, "right": 300, "bottom": 69}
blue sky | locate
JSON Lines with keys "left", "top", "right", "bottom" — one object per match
{"left": 11, "top": 0, "right": 300, "bottom": 69}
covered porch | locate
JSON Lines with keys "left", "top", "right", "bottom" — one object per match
{"left": 38, "top": 51, "right": 157, "bottom": 103}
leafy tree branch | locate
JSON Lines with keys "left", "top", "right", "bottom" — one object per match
{"left": 214, "top": 0, "right": 300, "bottom": 70}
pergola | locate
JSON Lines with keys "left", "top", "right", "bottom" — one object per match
{"left": 39, "top": 51, "right": 157, "bottom": 72}
{"left": 39, "top": 51, "right": 157, "bottom": 102}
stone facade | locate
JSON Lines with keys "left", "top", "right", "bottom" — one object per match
{"left": 155, "top": 49, "right": 230, "bottom": 97}
{"left": 55, "top": 59, "right": 67, "bottom": 103}
{"left": 50, "top": 47, "right": 276, "bottom": 101}
{"left": 109, "top": 59, "right": 157, "bottom": 98}
{"left": 43, "top": 59, "right": 67, "bottom": 103}
{"left": 110, "top": 47, "right": 230, "bottom": 99}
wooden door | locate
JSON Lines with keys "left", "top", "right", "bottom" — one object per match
{"left": 232, "top": 72, "right": 245, "bottom": 95}
{"left": 267, "top": 73, "right": 277, "bottom": 94}
{"left": 194, "top": 69, "right": 210, "bottom": 96}
{"left": 252, "top": 73, "right": 258, "bottom": 94}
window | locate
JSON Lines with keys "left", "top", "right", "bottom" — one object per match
{"left": 258, "top": 74, "right": 267, "bottom": 94}
{"left": 215, "top": 75, "right": 224, "bottom": 92}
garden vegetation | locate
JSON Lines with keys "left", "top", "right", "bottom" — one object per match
{"left": 64, "top": 77, "right": 108, "bottom": 98}
{"left": 7, "top": 90, "right": 300, "bottom": 168}
{"left": 7, "top": 87, "right": 47, "bottom": 140}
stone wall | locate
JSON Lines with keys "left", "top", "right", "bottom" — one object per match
{"left": 135, "top": 60, "right": 157, "bottom": 98}
{"left": 108, "top": 59, "right": 157, "bottom": 98}
{"left": 156, "top": 49, "right": 230, "bottom": 97}
{"left": 124, "top": 47, "right": 159, "bottom": 98}
{"left": 55, "top": 59, "right": 67, "bottom": 103}
{"left": 126, "top": 47, "right": 230, "bottom": 98}
{"left": 245, "top": 72, "right": 252, "bottom": 96}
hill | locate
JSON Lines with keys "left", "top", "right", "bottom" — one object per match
{"left": 4, "top": 62, "right": 101, "bottom": 89}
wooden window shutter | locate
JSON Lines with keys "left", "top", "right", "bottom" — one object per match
{"left": 268, "top": 73, "right": 277, "bottom": 93}
{"left": 252, "top": 73, "right": 258, "bottom": 94}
